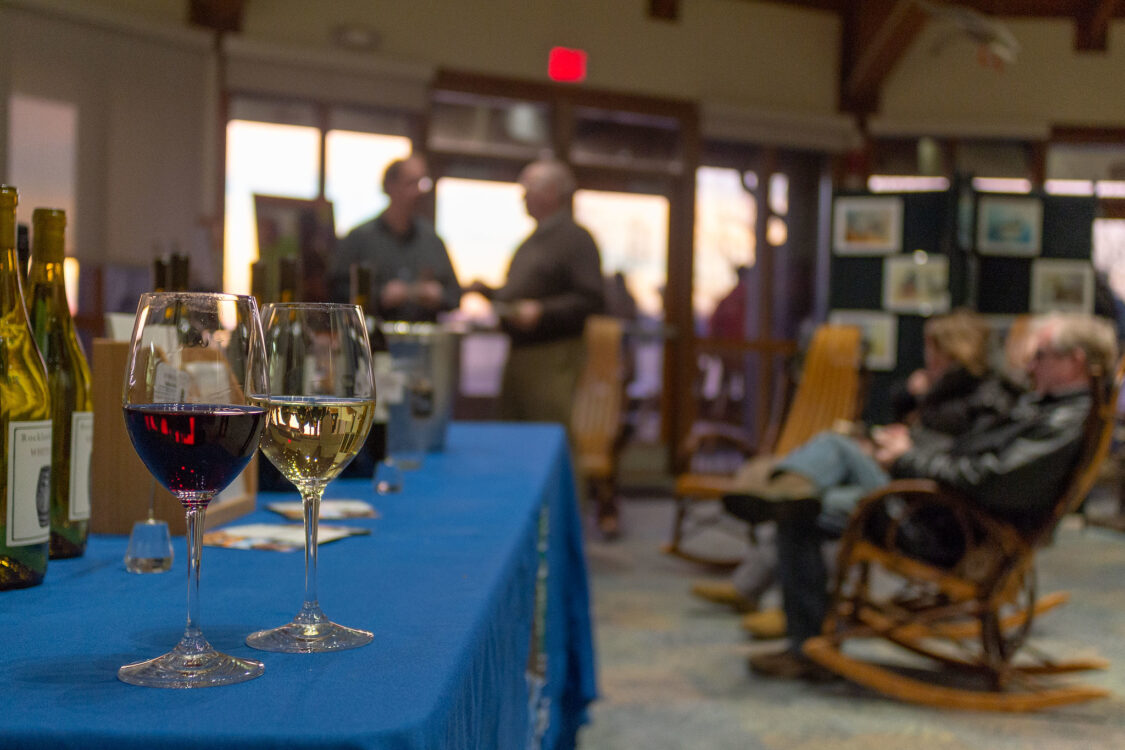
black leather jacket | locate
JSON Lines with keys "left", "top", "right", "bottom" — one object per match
{"left": 891, "top": 387, "right": 1091, "bottom": 534}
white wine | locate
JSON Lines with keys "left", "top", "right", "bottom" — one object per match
{"left": 26, "top": 208, "right": 93, "bottom": 558}
{"left": 259, "top": 397, "right": 374, "bottom": 491}
{"left": 0, "top": 186, "right": 52, "bottom": 589}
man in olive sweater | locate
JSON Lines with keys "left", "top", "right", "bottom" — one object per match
{"left": 468, "top": 159, "right": 605, "bottom": 425}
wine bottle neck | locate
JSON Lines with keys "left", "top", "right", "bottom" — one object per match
{"left": 1, "top": 247, "right": 27, "bottom": 315}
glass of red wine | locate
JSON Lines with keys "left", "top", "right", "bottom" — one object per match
{"left": 118, "top": 292, "right": 268, "bottom": 688}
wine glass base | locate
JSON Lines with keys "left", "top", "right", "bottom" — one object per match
{"left": 246, "top": 619, "right": 373, "bottom": 653}
{"left": 118, "top": 646, "right": 264, "bottom": 688}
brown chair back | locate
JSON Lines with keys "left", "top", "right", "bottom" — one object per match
{"left": 1030, "top": 353, "right": 1125, "bottom": 548}
{"left": 571, "top": 315, "right": 626, "bottom": 477}
{"left": 772, "top": 324, "right": 865, "bottom": 456}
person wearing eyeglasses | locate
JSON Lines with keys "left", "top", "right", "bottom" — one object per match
{"left": 726, "top": 312, "right": 1117, "bottom": 680}
{"left": 329, "top": 155, "right": 461, "bottom": 322}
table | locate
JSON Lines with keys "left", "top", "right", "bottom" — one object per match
{"left": 1, "top": 423, "right": 598, "bottom": 750}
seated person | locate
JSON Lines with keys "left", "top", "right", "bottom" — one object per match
{"left": 730, "top": 312, "right": 1117, "bottom": 680}
{"left": 692, "top": 309, "right": 1019, "bottom": 630}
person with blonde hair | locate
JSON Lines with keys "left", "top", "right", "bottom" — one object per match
{"left": 694, "top": 309, "right": 1018, "bottom": 628}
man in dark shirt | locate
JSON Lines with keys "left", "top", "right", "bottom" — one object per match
{"left": 734, "top": 313, "right": 1117, "bottom": 680}
{"left": 468, "top": 159, "right": 605, "bottom": 424}
{"left": 329, "top": 155, "right": 461, "bottom": 322}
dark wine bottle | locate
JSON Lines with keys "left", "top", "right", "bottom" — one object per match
{"left": 25, "top": 208, "right": 93, "bottom": 558}
{"left": 169, "top": 248, "right": 189, "bottom": 292}
{"left": 0, "top": 186, "right": 52, "bottom": 589}
{"left": 278, "top": 257, "right": 298, "bottom": 303}
{"left": 153, "top": 251, "right": 169, "bottom": 293}
{"left": 349, "top": 263, "right": 387, "bottom": 472}
{"left": 16, "top": 223, "right": 29, "bottom": 286}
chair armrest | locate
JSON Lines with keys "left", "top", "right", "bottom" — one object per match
{"left": 838, "top": 479, "right": 1031, "bottom": 587}
{"left": 677, "top": 421, "right": 760, "bottom": 465}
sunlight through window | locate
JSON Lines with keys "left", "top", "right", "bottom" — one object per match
{"left": 325, "top": 130, "right": 412, "bottom": 235}
{"left": 694, "top": 166, "right": 755, "bottom": 320}
{"left": 224, "top": 120, "right": 320, "bottom": 294}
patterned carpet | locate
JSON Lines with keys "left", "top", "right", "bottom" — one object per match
{"left": 576, "top": 491, "right": 1125, "bottom": 749}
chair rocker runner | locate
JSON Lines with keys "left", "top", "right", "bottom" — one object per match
{"left": 662, "top": 324, "right": 865, "bottom": 566}
{"left": 802, "top": 354, "right": 1125, "bottom": 712}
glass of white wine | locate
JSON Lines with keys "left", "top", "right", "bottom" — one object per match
{"left": 247, "top": 302, "right": 376, "bottom": 653}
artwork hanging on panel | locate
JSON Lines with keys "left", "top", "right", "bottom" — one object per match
{"left": 976, "top": 196, "right": 1042, "bottom": 256}
{"left": 1030, "top": 259, "right": 1094, "bottom": 313}
{"left": 882, "top": 252, "right": 950, "bottom": 314}
{"left": 828, "top": 309, "right": 898, "bottom": 371}
{"left": 832, "top": 196, "right": 903, "bottom": 255}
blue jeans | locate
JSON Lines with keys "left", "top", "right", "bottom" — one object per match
{"left": 772, "top": 432, "right": 891, "bottom": 651}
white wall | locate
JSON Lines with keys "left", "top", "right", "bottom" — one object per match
{"left": 1, "top": 1, "right": 212, "bottom": 281}
{"left": 879, "top": 18, "right": 1125, "bottom": 134}
{"left": 71, "top": 0, "right": 1125, "bottom": 134}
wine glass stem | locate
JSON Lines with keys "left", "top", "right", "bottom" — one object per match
{"left": 301, "top": 487, "right": 323, "bottom": 613}
{"left": 184, "top": 505, "right": 207, "bottom": 641}
{"left": 147, "top": 478, "right": 157, "bottom": 522}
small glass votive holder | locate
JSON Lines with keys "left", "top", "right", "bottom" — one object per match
{"left": 124, "top": 519, "right": 174, "bottom": 574}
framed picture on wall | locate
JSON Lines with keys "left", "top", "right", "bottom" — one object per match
{"left": 1030, "top": 259, "right": 1095, "bottom": 313}
{"left": 882, "top": 253, "right": 950, "bottom": 314}
{"left": 832, "top": 196, "right": 903, "bottom": 255}
{"left": 976, "top": 196, "right": 1042, "bottom": 256}
{"left": 828, "top": 309, "right": 898, "bottom": 371}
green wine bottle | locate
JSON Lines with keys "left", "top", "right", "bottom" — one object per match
{"left": 25, "top": 208, "right": 93, "bottom": 559}
{"left": 0, "top": 185, "right": 52, "bottom": 589}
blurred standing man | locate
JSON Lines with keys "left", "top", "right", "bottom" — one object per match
{"left": 469, "top": 159, "right": 605, "bottom": 424}
{"left": 329, "top": 155, "right": 461, "bottom": 322}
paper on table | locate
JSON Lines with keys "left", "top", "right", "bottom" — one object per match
{"left": 203, "top": 523, "right": 369, "bottom": 551}
{"left": 266, "top": 499, "right": 379, "bottom": 521}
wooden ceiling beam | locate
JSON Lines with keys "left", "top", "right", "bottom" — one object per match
{"left": 1075, "top": 0, "right": 1120, "bottom": 51}
{"left": 840, "top": 0, "right": 929, "bottom": 118}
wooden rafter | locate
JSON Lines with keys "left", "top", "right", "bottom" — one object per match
{"left": 750, "top": 0, "right": 1125, "bottom": 116}
{"left": 840, "top": 0, "right": 929, "bottom": 117}
{"left": 1075, "top": 0, "right": 1120, "bottom": 51}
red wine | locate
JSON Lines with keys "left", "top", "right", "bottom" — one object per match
{"left": 124, "top": 404, "right": 264, "bottom": 504}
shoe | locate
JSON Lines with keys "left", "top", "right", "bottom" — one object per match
{"left": 722, "top": 488, "right": 819, "bottom": 526}
{"left": 760, "top": 472, "right": 818, "bottom": 501}
{"left": 741, "top": 608, "right": 786, "bottom": 639}
{"left": 748, "top": 648, "right": 836, "bottom": 682}
{"left": 690, "top": 581, "right": 757, "bottom": 613}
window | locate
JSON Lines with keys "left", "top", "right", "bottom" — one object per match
{"left": 223, "top": 97, "right": 416, "bottom": 295}
{"left": 224, "top": 120, "right": 320, "bottom": 295}
{"left": 693, "top": 166, "right": 755, "bottom": 321}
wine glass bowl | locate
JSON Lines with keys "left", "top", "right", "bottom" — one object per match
{"left": 118, "top": 291, "right": 268, "bottom": 688}
{"left": 247, "top": 302, "right": 375, "bottom": 653}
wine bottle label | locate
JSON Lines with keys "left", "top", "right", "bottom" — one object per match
{"left": 372, "top": 351, "right": 393, "bottom": 422}
{"left": 153, "top": 362, "right": 189, "bottom": 403}
{"left": 6, "top": 420, "right": 52, "bottom": 547}
{"left": 185, "top": 361, "right": 235, "bottom": 403}
{"left": 69, "top": 411, "right": 94, "bottom": 521}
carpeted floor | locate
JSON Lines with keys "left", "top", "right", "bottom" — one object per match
{"left": 576, "top": 491, "right": 1125, "bottom": 749}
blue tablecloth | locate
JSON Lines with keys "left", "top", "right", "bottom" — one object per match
{"left": 1, "top": 422, "right": 598, "bottom": 750}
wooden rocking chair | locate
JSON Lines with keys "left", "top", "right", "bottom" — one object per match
{"left": 802, "top": 354, "right": 1125, "bottom": 711}
{"left": 662, "top": 324, "right": 865, "bottom": 566}
{"left": 571, "top": 315, "right": 629, "bottom": 537}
